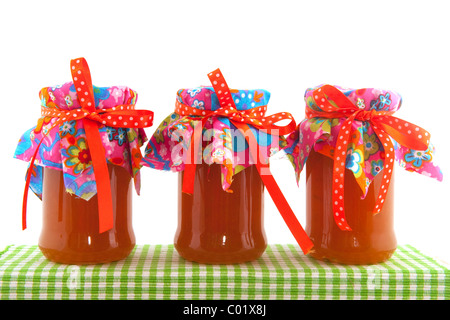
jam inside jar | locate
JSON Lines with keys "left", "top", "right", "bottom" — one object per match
{"left": 175, "top": 163, "right": 267, "bottom": 264}
{"left": 39, "top": 164, "right": 135, "bottom": 264}
{"left": 305, "top": 149, "right": 396, "bottom": 264}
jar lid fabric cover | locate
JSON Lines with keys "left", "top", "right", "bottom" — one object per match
{"left": 14, "top": 82, "right": 148, "bottom": 200}
{"left": 284, "top": 85, "right": 443, "bottom": 197}
{"left": 142, "top": 86, "right": 287, "bottom": 192}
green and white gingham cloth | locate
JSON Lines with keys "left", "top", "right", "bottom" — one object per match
{"left": 0, "top": 244, "right": 448, "bottom": 300}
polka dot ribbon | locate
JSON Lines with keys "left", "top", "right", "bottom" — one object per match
{"left": 22, "top": 57, "right": 154, "bottom": 233}
{"left": 307, "top": 85, "right": 430, "bottom": 231}
{"left": 175, "top": 102, "right": 291, "bottom": 133}
{"left": 178, "top": 69, "right": 314, "bottom": 255}
{"left": 39, "top": 104, "right": 153, "bottom": 128}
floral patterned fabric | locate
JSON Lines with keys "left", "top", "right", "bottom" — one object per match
{"left": 14, "top": 82, "right": 148, "bottom": 200}
{"left": 142, "top": 86, "right": 287, "bottom": 191}
{"left": 284, "top": 85, "right": 443, "bottom": 197}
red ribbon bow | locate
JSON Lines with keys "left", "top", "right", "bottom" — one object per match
{"left": 178, "top": 69, "right": 314, "bottom": 255}
{"left": 307, "top": 85, "right": 430, "bottom": 231}
{"left": 22, "top": 58, "right": 154, "bottom": 233}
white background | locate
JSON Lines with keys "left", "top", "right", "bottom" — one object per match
{"left": 1, "top": 0, "right": 449, "bottom": 263}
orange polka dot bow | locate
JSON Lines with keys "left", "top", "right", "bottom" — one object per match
{"left": 22, "top": 58, "right": 154, "bottom": 233}
{"left": 178, "top": 69, "right": 314, "bottom": 255}
{"left": 307, "top": 85, "right": 430, "bottom": 231}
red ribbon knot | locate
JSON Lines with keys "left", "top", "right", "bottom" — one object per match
{"left": 354, "top": 109, "right": 379, "bottom": 122}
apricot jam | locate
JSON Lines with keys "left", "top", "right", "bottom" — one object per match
{"left": 175, "top": 164, "right": 267, "bottom": 264}
{"left": 39, "top": 164, "right": 135, "bottom": 264}
{"left": 306, "top": 150, "right": 396, "bottom": 264}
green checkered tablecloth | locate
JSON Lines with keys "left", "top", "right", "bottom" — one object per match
{"left": 0, "top": 244, "right": 448, "bottom": 300}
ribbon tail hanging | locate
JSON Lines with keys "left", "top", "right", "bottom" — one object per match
{"left": 257, "top": 162, "right": 314, "bottom": 254}
{"left": 234, "top": 120, "right": 313, "bottom": 255}
{"left": 22, "top": 142, "right": 43, "bottom": 230}
{"left": 82, "top": 118, "right": 114, "bottom": 233}
{"left": 22, "top": 121, "right": 60, "bottom": 230}
{"left": 182, "top": 118, "right": 207, "bottom": 195}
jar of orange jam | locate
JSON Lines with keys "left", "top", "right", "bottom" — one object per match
{"left": 14, "top": 58, "right": 152, "bottom": 264}
{"left": 39, "top": 164, "right": 135, "bottom": 264}
{"left": 175, "top": 163, "right": 266, "bottom": 264}
{"left": 142, "top": 68, "right": 310, "bottom": 264}
{"left": 285, "top": 84, "right": 442, "bottom": 265}
{"left": 305, "top": 149, "right": 396, "bottom": 264}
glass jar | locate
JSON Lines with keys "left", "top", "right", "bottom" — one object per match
{"left": 305, "top": 149, "right": 396, "bottom": 264}
{"left": 39, "top": 164, "right": 135, "bottom": 264}
{"left": 175, "top": 163, "right": 267, "bottom": 264}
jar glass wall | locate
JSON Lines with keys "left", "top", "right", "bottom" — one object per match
{"left": 39, "top": 164, "right": 135, "bottom": 264}
{"left": 305, "top": 149, "right": 396, "bottom": 264}
{"left": 175, "top": 164, "right": 267, "bottom": 264}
